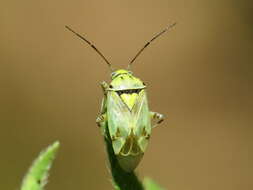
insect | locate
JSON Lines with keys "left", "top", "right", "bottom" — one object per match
{"left": 65, "top": 22, "right": 176, "bottom": 172}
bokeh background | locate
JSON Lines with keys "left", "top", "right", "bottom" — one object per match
{"left": 1, "top": 0, "right": 252, "bottom": 189}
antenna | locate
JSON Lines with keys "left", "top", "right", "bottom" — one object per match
{"left": 65, "top": 26, "right": 113, "bottom": 71}
{"left": 128, "top": 22, "right": 176, "bottom": 70}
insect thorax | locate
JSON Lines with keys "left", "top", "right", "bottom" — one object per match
{"left": 108, "top": 69, "right": 146, "bottom": 110}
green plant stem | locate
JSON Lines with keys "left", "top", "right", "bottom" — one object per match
{"left": 104, "top": 126, "right": 144, "bottom": 190}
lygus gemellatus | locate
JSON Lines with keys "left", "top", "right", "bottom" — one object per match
{"left": 66, "top": 22, "right": 176, "bottom": 172}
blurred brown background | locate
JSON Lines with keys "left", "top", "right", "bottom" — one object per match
{"left": 0, "top": 0, "right": 252, "bottom": 189}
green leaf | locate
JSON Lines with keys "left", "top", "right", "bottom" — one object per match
{"left": 20, "top": 141, "right": 60, "bottom": 190}
{"left": 143, "top": 178, "right": 165, "bottom": 190}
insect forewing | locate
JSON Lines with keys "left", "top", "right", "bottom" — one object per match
{"left": 132, "top": 89, "right": 151, "bottom": 152}
{"left": 107, "top": 91, "right": 131, "bottom": 154}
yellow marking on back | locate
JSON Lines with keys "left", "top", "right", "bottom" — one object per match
{"left": 120, "top": 93, "right": 138, "bottom": 110}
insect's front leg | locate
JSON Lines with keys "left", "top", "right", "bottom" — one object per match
{"left": 100, "top": 81, "right": 109, "bottom": 96}
{"left": 97, "top": 81, "right": 109, "bottom": 115}
{"left": 96, "top": 81, "right": 109, "bottom": 136}
{"left": 150, "top": 111, "right": 164, "bottom": 128}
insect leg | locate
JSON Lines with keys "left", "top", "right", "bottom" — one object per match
{"left": 100, "top": 81, "right": 109, "bottom": 96}
{"left": 96, "top": 96, "right": 107, "bottom": 137}
{"left": 96, "top": 113, "right": 107, "bottom": 137}
{"left": 98, "top": 81, "right": 109, "bottom": 115}
{"left": 96, "top": 81, "right": 109, "bottom": 137}
{"left": 150, "top": 111, "right": 164, "bottom": 128}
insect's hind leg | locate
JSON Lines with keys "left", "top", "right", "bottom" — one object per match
{"left": 150, "top": 111, "right": 164, "bottom": 128}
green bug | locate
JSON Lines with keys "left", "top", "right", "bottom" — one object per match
{"left": 66, "top": 23, "right": 176, "bottom": 172}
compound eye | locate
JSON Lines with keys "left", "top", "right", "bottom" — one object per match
{"left": 109, "top": 85, "right": 113, "bottom": 89}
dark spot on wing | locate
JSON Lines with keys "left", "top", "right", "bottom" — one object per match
{"left": 142, "top": 127, "right": 150, "bottom": 139}
{"left": 141, "top": 128, "right": 147, "bottom": 136}
{"left": 116, "top": 128, "right": 121, "bottom": 137}
{"left": 121, "top": 138, "right": 131, "bottom": 154}
{"left": 111, "top": 135, "right": 116, "bottom": 141}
